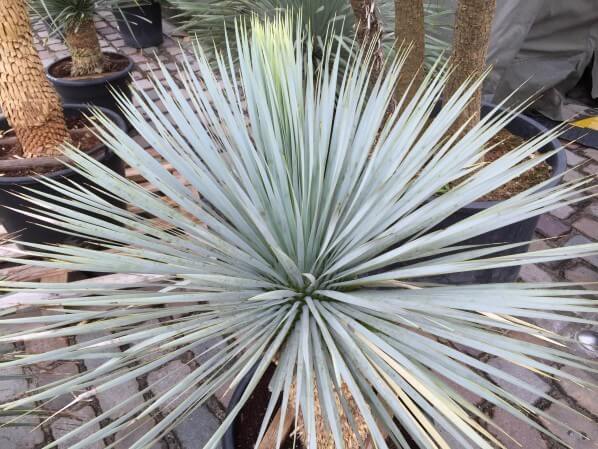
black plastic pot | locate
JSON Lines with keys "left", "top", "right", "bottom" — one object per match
{"left": 221, "top": 366, "right": 251, "bottom": 449}
{"left": 0, "top": 105, "right": 127, "bottom": 246}
{"left": 429, "top": 105, "right": 566, "bottom": 284}
{"left": 114, "top": 1, "right": 163, "bottom": 49}
{"left": 46, "top": 53, "right": 134, "bottom": 127}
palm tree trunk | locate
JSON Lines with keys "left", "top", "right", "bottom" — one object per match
{"left": 350, "top": 0, "right": 385, "bottom": 78}
{"left": 65, "top": 19, "right": 104, "bottom": 77}
{"left": 394, "top": 0, "right": 425, "bottom": 103}
{"left": 445, "top": 0, "right": 496, "bottom": 135}
{"left": 0, "top": 0, "right": 70, "bottom": 158}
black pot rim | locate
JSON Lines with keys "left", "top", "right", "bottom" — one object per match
{"left": 462, "top": 104, "right": 566, "bottom": 211}
{"left": 45, "top": 52, "right": 134, "bottom": 88}
{"left": 0, "top": 104, "right": 126, "bottom": 184}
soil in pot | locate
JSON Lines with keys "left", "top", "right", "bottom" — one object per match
{"left": 46, "top": 53, "right": 134, "bottom": 129}
{"left": 0, "top": 116, "right": 100, "bottom": 177}
{"left": 461, "top": 129, "right": 553, "bottom": 201}
{"left": 47, "top": 53, "right": 130, "bottom": 81}
{"left": 425, "top": 107, "right": 566, "bottom": 284}
{"left": 226, "top": 365, "right": 418, "bottom": 449}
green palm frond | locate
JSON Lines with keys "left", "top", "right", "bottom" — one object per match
{"left": 172, "top": 0, "right": 350, "bottom": 40}
{"left": 29, "top": 0, "right": 96, "bottom": 33}
{"left": 29, "top": 0, "right": 149, "bottom": 36}
{"left": 170, "top": 0, "right": 452, "bottom": 68}
{"left": 0, "top": 15, "right": 597, "bottom": 449}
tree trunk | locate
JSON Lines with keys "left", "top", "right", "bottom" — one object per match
{"left": 394, "top": 0, "right": 425, "bottom": 104}
{"left": 445, "top": 0, "right": 496, "bottom": 136}
{"left": 65, "top": 19, "right": 104, "bottom": 77}
{"left": 350, "top": 0, "right": 385, "bottom": 79}
{"left": 0, "top": 0, "right": 70, "bottom": 158}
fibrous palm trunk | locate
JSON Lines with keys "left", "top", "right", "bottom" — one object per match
{"left": 350, "top": 0, "right": 385, "bottom": 79}
{"left": 0, "top": 0, "right": 70, "bottom": 157}
{"left": 65, "top": 19, "right": 104, "bottom": 77}
{"left": 394, "top": 0, "right": 425, "bottom": 104}
{"left": 445, "top": 0, "right": 496, "bottom": 136}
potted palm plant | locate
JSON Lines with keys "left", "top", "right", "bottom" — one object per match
{"left": 0, "top": 16, "right": 596, "bottom": 449}
{"left": 0, "top": 0, "right": 126, "bottom": 244}
{"left": 350, "top": 0, "right": 568, "bottom": 284}
{"left": 30, "top": 0, "right": 134, "bottom": 124}
{"left": 113, "top": 0, "right": 164, "bottom": 48}
{"left": 440, "top": 0, "right": 569, "bottom": 284}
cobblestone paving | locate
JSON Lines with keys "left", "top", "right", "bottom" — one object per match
{"left": 0, "top": 9, "right": 596, "bottom": 449}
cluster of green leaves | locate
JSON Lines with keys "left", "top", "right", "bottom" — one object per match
{"left": 0, "top": 14, "right": 597, "bottom": 449}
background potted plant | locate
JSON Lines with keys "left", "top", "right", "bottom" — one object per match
{"left": 350, "top": 0, "right": 567, "bottom": 283}
{"left": 443, "top": 0, "right": 567, "bottom": 283}
{"left": 112, "top": 0, "right": 164, "bottom": 48}
{"left": 0, "top": 0, "right": 126, "bottom": 245}
{"left": 0, "top": 16, "right": 596, "bottom": 449}
{"left": 30, "top": 0, "right": 134, "bottom": 125}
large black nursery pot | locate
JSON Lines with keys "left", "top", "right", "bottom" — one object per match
{"left": 432, "top": 104, "right": 566, "bottom": 284}
{"left": 114, "top": 1, "right": 164, "bottom": 49}
{"left": 46, "top": 53, "right": 134, "bottom": 127}
{"left": 0, "top": 105, "right": 127, "bottom": 247}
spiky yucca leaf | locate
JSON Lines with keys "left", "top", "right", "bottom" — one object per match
{"left": 0, "top": 15, "right": 597, "bottom": 449}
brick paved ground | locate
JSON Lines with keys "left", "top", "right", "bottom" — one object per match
{"left": 0, "top": 8, "right": 596, "bottom": 449}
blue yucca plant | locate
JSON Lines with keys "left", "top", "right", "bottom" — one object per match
{"left": 0, "top": 14, "right": 597, "bottom": 449}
